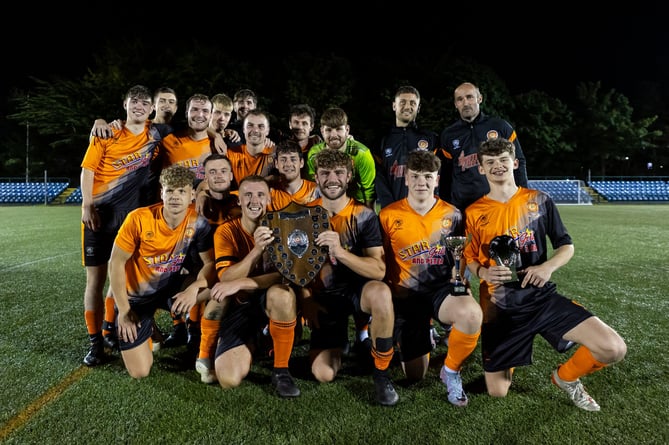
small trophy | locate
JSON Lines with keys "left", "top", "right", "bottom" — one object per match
{"left": 444, "top": 236, "right": 468, "bottom": 296}
{"left": 488, "top": 235, "right": 520, "bottom": 283}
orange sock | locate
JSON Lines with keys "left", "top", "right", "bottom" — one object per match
{"left": 558, "top": 346, "right": 607, "bottom": 381}
{"left": 444, "top": 327, "right": 480, "bottom": 372}
{"left": 84, "top": 309, "right": 102, "bottom": 336}
{"left": 189, "top": 303, "right": 202, "bottom": 323}
{"left": 372, "top": 345, "right": 394, "bottom": 371}
{"left": 269, "top": 318, "right": 296, "bottom": 368}
{"left": 199, "top": 318, "right": 220, "bottom": 360}
{"left": 102, "top": 296, "right": 116, "bottom": 336}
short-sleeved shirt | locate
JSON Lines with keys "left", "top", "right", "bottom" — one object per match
{"left": 379, "top": 197, "right": 462, "bottom": 295}
{"left": 464, "top": 186, "right": 572, "bottom": 311}
{"left": 307, "top": 197, "right": 382, "bottom": 293}
{"left": 81, "top": 121, "right": 169, "bottom": 229}
{"left": 113, "top": 203, "right": 213, "bottom": 302}
{"left": 213, "top": 217, "right": 275, "bottom": 280}
{"left": 226, "top": 144, "right": 276, "bottom": 189}
{"left": 158, "top": 131, "right": 213, "bottom": 182}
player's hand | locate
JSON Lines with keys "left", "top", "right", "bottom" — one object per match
{"left": 81, "top": 204, "right": 100, "bottom": 231}
{"left": 225, "top": 129, "right": 241, "bottom": 143}
{"left": 213, "top": 133, "right": 228, "bottom": 155}
{"left": 519, "top": 264, "right": 551, "bottom": 288}
{"left": 194, "top": 189, "right": 208, "bottom": 215}
{"left": 253, "top": 226, "right": 275, "bottom": 251}
{"left": 171, "top": 287, "right": 198, "bottom": 315}
{"left": 484, "top": 265, "right": 514, "bottom": 284}
{"left": 211, "top": 280, "right": 242, "bottom": 303}
{"left": 117, "top": 310, "right": 141, "bottom": 343}
{"left": 91, "top": 119, "right": 122, "bottom": 138}
{"left": 91, "top": 119, "right": 113, "bottom": 139}
{"left": 264, "top": 138, "right": 276, "bottom": 151}
{"left": 315, "top": 230, "right": 342, "bottom": 263}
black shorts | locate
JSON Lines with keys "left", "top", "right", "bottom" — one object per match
{"left": 309, "top": 283, "right": 367, "bottom": 351}
{"left": 116, "top": 283, "right": 183, "bottom": 351}
{"left": 481, "top": 282, "right": 593, "bottom": 372}
{"left": 215, "top": 291, "right": 269, "bottom": 358}
{"left": 393, "top": 284, "right": 454, "bottom": 362}
{"left": 81, "top": 208, "right": 132, "bottom": 267}
{"left": 82, "top": 227, "right": 117, "bottom": 267}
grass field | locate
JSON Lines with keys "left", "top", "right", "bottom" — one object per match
{"left": 1, "top": 204, "right": 668, "bottom": 444}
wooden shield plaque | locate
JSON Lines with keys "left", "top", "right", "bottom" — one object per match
{"left": 260, "top": 202, "right": 330, "bottom": 287}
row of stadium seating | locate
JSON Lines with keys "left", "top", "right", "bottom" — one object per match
{"left": 527, "top": 180, "right": 593, "bottom": 204}
{"left": 65, "top": 187, "right": 83, "bottom": 203}
{"left": 0, "top": 182, "right": 69, "bottom": 204}
{"left": 589, "top": 180, "right": 669, "bottom": 201}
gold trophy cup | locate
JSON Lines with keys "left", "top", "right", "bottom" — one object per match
{"left": 444, "top": 236, "right": 468, "bottom": 296}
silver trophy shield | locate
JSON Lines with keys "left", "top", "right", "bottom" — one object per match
{"left": 444, "top": 236, "right": 468, "bottom": 296}
{"left": 488, "top": 235, "right": 520, "bottom": 283}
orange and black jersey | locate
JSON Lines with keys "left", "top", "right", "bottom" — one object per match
{"left": 464, "top": 187, "right": 572, "bottom": 308}
{"left": 379, "top": 197, "right": 462, "bottom": 294}
{"left": 226, "top": 144, "right": 277, "bottom": 190}
{"left": 81, "top": 121, "right": 170, "bottom": 217}
{"left": 158, "top": 130, "right": 214, "bottom": 182}
{"left": 213, "top": 217, "right": 275, "bottom": 280}
{"left": 268, "top": 179, "right": 319, "bottom": 206}
{"left": 307, "top": 197, "right": 383, "bottom": 292}
{"left": 113, "top": 203, "right": 213, "bottom": 302}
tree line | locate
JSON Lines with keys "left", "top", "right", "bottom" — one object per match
{"left": 2, "top": 40, "right": 667, "bottom": 183}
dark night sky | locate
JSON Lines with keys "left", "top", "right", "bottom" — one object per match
{"left": 4, "top": 7, "right": 669, "bottom": 105}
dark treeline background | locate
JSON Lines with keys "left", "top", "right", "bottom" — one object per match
{"left": 2, "top": 38, "right": 668, "bottom": 184}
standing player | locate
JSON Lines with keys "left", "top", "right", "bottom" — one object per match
{"left": 464, "top": 137, "right": 626, "bottom": 411}
{"left": 80, "top": 85, "right": 171, "bottom": 366}
{"left": 374, "top": 85, "right": 440, "bottom": 209}
{"left": 301, "top": 149, "right": 398, "bottom": 406}
{"left": 88, "top": 86, "right": 179, "bottom": 352}
{"left": 439, "top": 82, "right": 528, "bottom": 213}
{"left": 226, "top": 109, "right": 278, "bottom": 190}
{"left": 379, "top": 150, "right": 482, "bottom": 407}
{"left": 109, "top": 165, "right": 216, "bottom": 378}
{"left": 157, "top": 93, "right": 214, "bottom": 184}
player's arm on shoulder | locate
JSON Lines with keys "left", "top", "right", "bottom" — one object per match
{"left": 207, "top": 127, "right": 228, "bottom": 155}
{"left": 90, "top": 118, "right": 122, "bottom": 140}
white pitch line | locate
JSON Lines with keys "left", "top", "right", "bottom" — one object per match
{"left": 0, "top": 252, "right": 78, "bottom": 272}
